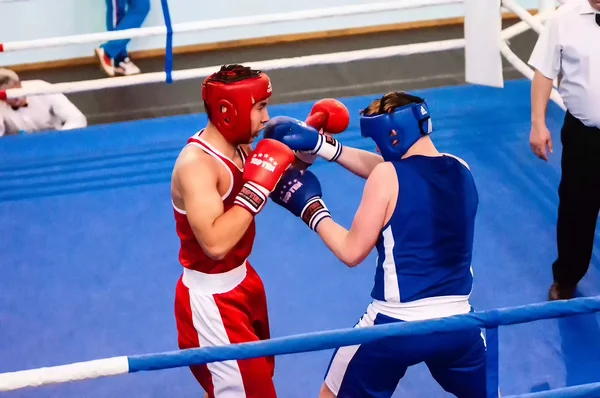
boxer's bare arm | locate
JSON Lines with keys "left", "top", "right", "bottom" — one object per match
{"left": 315, "top": 162, "right": 396, "bottom": 266}
{"left": 287, "top": 140, "right": 383, "bottom": 175}
{"left": 310, "top": 98, "right": 383, "bottom": 178}
{"left": 175, "top": 151, "right": 254, "bottom": 260}
{"left": 335, "top": 146, "right": 384, "bottom": 179}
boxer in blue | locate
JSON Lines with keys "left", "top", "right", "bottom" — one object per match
{"left": 264, "top": 92, "right": 487, "bottom": 398}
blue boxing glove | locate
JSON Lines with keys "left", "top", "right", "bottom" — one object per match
{"left": 271, "top": 167, "right": 331, "bottom": 231}
{"left": 263, "top": 116, "right": 342, "bottom": 163}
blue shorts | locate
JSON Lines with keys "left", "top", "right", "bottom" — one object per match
{"left": 324, "top": 306, "right": 487, "bottom": 398}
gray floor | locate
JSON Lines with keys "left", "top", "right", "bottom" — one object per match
{"left": 16, "top": 21, "right": 539, "bottom": 126}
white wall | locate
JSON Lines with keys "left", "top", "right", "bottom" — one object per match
{"left": 0, "top": 0, "right": 541, "bottom": 67}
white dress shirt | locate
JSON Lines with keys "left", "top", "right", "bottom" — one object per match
{"left": 528, "top": 0, "right": 600, "bottom": 128}
{"left": 0, "top": 80, "right": 87, "bottom": 137}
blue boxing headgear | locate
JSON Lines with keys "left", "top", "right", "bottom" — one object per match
{"left": 360, "top": 97, "right": 433, "bottom": 162}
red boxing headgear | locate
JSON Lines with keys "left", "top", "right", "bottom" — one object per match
{"left": 202, "top": 65, "right": 272, "bottom": 145}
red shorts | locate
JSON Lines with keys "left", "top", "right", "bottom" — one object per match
{"left": 174, "top": 261, "right": 276, "bottom": 398}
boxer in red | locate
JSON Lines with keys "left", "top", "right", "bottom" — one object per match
{"left": 170, "top": 64, "right": 295, "bottom": 398}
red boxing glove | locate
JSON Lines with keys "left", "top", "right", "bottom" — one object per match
{"left": 234, "top": 139, "right": 295, "bottom": 215}
{"left": 305, "top": 98, "right": 350, "bottom": 134}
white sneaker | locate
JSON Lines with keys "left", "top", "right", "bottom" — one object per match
{"left": 95, "top": 47, "right": 116, "bottom": 77}
{"left": 116, "top": 58, "right": 141, "bottom": 76}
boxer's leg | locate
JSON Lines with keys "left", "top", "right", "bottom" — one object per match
{"left": 425, "top": 327, "right": 487, "bottom": 398}
{"left": 174, "top": 275, "right": 216, "bottom": 396}
{"left": 245, "top": 262, "right": 275, "bottom": 376}
{"left": 323, "top": 309, "right": 407, "bottom": 398}
{"left": 175, "top": 272, "right": 276, "bottom": 398}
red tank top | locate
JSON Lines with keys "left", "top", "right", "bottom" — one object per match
{"left": 173, "top": 131, "right": 256, "bottom": 274}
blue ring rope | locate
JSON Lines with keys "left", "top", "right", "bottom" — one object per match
{"left": 127, "top": 297, "right": 600, "bottom": 372}
{"left": 159, "top": 0, "right": 174, "bottom": 84}
{"left": 1, "top": 297, "right": 600, "bottom": 395}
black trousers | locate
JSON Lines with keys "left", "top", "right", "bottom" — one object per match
{"left": 553, "top": 112, "right": 600, "bottom": 288}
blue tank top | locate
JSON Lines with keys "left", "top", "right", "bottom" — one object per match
{"left": 370, "top": 155, "right": 478, "bottom": 303}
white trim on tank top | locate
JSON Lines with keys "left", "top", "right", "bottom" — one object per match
{"left": 193, "top": 131, "right": 245, "bottom": 172}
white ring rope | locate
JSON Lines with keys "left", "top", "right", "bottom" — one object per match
{"left": 1, "top": 0, "right": 567, "bottom": 112}
{"left": 500, "top": 9, "right": 553, "bottom": 41}
{"left": 3, "top": 39, "right": 465, "bottom": 99}
{"left": 0, "top": 0, "right": 462, "bottom": 52}
{"left": 0, "top": 357, "right": 129, "bottom": 391}
{"left": 502, "top": 0, "right": 545, "bottom": 35}
{"left": 500, "top": 41, "right": 565, "bottom": 110}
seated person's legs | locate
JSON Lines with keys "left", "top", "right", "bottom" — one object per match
{"left": 96, "top": 0, "right": 149, "bottom": 76}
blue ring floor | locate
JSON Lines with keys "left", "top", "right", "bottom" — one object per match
{"left": 1, "top": 80, "right": 600, "bottom": 397}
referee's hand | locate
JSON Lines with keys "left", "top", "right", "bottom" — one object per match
{"left": 530, "top": 123, "right": 553, "bottom": 161}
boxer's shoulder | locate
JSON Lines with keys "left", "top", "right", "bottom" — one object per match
{"left": 174, "top": 145, "right": 221, "bottom": 185}
{"left": 441, "top": 153, "right": 470, "bottom": 170}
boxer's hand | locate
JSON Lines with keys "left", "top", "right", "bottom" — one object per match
{"left": 263, "top": 116, "right": 342, "bottom": 162}
{"left": 234, "top": 139, "right": 295, "bottom": 215}
{"left": 298, "top": 98, "right": 350, "bottom": 166}
{"left": 293, "top": 153, "right": 315, "bottom": 170}
{"left": 305, "top": 98, "right": 350, "bottom": 134}
{"left": 271, "top": 167, "right": 331, "bottom": 231}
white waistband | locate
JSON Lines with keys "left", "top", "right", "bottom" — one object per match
{"left": 182, "top": 261, "right": 247, "bottom": 295}
{"left": 371, "top": 295, "right": 472, "bottom": 322}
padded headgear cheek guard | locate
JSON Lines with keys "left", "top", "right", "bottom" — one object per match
{"left": 202, "top": 67, "right": 272, "bottom": 145}
{"left": 360, "top": 100, "right": 433, "bottom": 162}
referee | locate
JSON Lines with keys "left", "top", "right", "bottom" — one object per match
{"left": 528, "top": 0, "right": 600, "bottom": 300}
